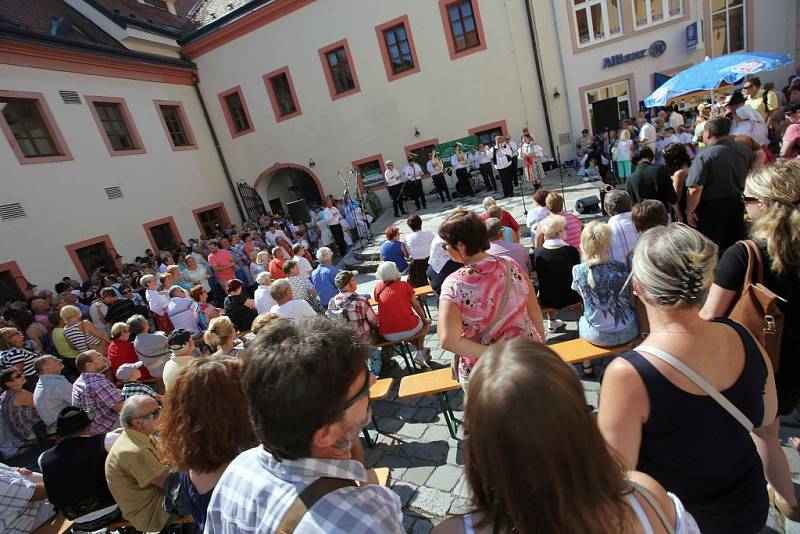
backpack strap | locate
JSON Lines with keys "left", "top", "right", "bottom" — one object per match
{"left": 276, "top": 477, "right": 357, "bottom": 534}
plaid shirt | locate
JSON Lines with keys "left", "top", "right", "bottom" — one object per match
{"left": 121, "top": 381, "right": 158, "bottom": 401}
{"left": 0, "top": 463, "right": 53, "bottom": 533}
{"left": 204, "top": 447, "right": 403, "bottom": 534}
{"left": 71, "top": 372, "right": 122, "bottom": 435}
{"left": 329, "top": 292, "right": 378, "bottom": 338}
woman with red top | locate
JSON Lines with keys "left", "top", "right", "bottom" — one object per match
{"left": 107, "top": 322, "right": 152, "bottom": 383}
{"left": 269, "top": 247, "right": 287, "bottom": 280}
{"left": 373, "top": 261, "right": 431, "bottom": 367}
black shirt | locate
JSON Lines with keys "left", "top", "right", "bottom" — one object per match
{"left": 626, "top": 161, "right": 677, "bottom": 212}
{"left": 224, "top": 294, "right": 257, "bottom": 332}
{"left": 686, "top": 138, "right": 754, "bottom": 202}
{"left": 39, "top": 434, "right": 116, "bottom": 520}
{"left": 532, "top": 245, "right": 582, "bottom": 309}
{"left": 105, "top": 298, "right": 148, "bottom": 325}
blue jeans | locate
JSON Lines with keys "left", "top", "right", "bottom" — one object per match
{"left": 578, "top": 316, "right": 638, "bottom": 347}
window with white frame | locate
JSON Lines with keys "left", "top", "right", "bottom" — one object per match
{"left": 632, "top": 0, "right": 683, "bottom": 29}
{"left": 573, "top": 0, "right": 622, "bottom": 47}
{"left": 710, "top": 0, "right": 746, "bottom": 57}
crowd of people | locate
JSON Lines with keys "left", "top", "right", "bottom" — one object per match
{"left": 1, "top": 74, "right": 799, "bottom": 533}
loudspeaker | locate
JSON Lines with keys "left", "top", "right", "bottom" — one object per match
{"left": 286, "top": 199, "right": 311, "bottom": 225}
{"left": 575, "top": 195, "right": 601, "bottom": 214}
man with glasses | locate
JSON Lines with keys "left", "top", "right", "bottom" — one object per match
{"left": 205, "top": 317, "right": 404, "bottom": 534}
{"left": 105, "top": 394, "right": 170, "bottom": 533}
{"left": 743, "top": 75, "right": 780, "bottom": 125}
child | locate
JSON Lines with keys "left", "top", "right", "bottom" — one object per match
{"left": 116, "top": 362, "right": 161, "bottom": 401}
{"left": 583, "top": 158, "right": 601, "bottom": 182}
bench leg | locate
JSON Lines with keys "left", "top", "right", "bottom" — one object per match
{"left": 422, "top": 298, "right": 432, "bottom": 320}
{"left": 437, "top": 392, "right": 459, "bottom": 439}
{"left": 396, "top": 343, "right": 418, "bottom": 374}
{"left": 361, "top": 427, "right": 375, "bottom": 448}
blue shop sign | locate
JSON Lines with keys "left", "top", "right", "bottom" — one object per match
{"left": 603, "top": 40, "right": 667, "bottom": 68}
{"left": 686, "top": 22, "right": 698, "bottom": 50}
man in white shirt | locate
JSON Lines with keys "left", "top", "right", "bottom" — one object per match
{"left": 603, "top": 190, "right": 638, "bottom": 265}
{"left": 323, "top": 198, "right": 347, "bottom": 256}
{"left": 402, "top": 156, "right": 426, "bottom": 210}
{"left": 450, "top": 144, "right": 473, "bottom": 197}
{"left": 668, "top": 106, "right": 685, "bottom": 129}
{"left": 384, "top": 160, "right": 407, "bottom": 217}
{"left": 263, "top": 224, "right": 291, "bottom": 249}
{"left": 476, "top": 143, "right": 497, "bottom": 192}
{"left": 426, "top": 151, "right": 451, "bottom": 203}
{"left": 637, "top": 117, "right": 656, "bottom": 152}
{"left": 253, "top": 272, "right": 276, "bottom": 315}
{"left": 492, "top": 136, "right": 515, "bottom": 198}
{"left": 268, "top": 279, "right": 316, "bottom": 319}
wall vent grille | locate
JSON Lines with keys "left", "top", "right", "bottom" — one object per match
{"left": 558, "top": 132, "right": 572, "bottom": 145}
{"left": 105, "top": 186, "right": 124, "bottom": 199}
{"left": 0, "top": 203, "right": 26, "bottom": 220}
{"left": 59, "top": 91, "right": 81, "bottom": 104}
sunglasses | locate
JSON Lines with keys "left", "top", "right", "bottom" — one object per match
{"left": 742, "top": 195, "right": 760, "bottom": 203}
{"left": 342, "top": 368, "right": 371, "bottom": 410}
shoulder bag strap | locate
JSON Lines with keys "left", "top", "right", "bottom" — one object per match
{"left": 628, "top": 480, "right": 676, "bottom": 534}
{"left": 637, "top": 345, "right": 754, "bottom": 432}
{"left": 740, "top": 239, "right": 764, "bottom": 284}
{"left": 276, "top": 477, "right": 358, "bottom": 534}
{"left": 476, "top": 260, "right": 513, "bottom": 340}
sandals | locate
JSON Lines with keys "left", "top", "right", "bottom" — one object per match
{"left": 768, "top": 484, "right": 800, "bottom": 522}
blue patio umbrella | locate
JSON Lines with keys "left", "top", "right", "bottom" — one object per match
{"left": 644, "top": 52, "right": 793, "bottom": 107}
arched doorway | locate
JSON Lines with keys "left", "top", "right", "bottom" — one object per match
{"left": 253, "top": 163, "right": 325, "bottom": 215}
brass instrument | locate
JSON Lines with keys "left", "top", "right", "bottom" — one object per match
{"left": 431, "top": 150, "right": 444, "bottom": 173}
{"left": 454, "top": 145, "right": 468, "bottom": 167}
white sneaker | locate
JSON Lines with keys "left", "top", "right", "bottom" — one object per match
{"left": 414, "top": 350, "right": 430, "bottom": 366}
{"left": 546, "top": 319, "right": 565, "bottom": 332}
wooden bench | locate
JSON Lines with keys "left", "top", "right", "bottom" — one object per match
{"left": 364, "top": 467, "right": 391, "bottom": 487}
{"left": 369, "top": 284, "right": 436, "bottom": 320}
{"left": 548, "top": 338, "right": 634, "bottom": 365}
{"left": 372, "top": 338, "right": 419, "bottom": 374}
{"left": 362, "top": 378, "right": 395, "bottom": 447}
{"left": 398, "top": 367, "right": 461, "bottom": 439}
{"left": 540, "top": 302, "right": 584, "bottom": 320}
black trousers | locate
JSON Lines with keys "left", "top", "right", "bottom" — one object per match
{"left": 410, "top": 179, "right": 426, "bottom": 209}
{"left": 388, "top": 183, "right": 407, "bottom": 216}
{"left": 511, "top": 155, "right": 519, "bottom": 185}
{"left": 696, "top": 196, "right": 745, "bottom": 255}
{"left": 328, "top": 223, "right": 348, "bottom": 255}
{"left": 426, "top": 260, "right": 463, "bottom": 295}
{"left": 431, "top": 173, "right": 451, "bottom": 202}
{"left": 455, "top": 167, "right": 474, "bottom": 196}
{"left": 498, "top": 166, "right": 514, "bottom": 197}
{"left": 479, "top": 163, "right": 497, "bottom": 191}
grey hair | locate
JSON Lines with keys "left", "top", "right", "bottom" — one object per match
{"left": 316, "top": 247, "right": 333, "bottom": 262}
{"left": 482, "top": 197, "right": 497, "bottom": 210}
{"left": 632, "top": 223, "right": 718, "bottom": 309}
{"left": 375, "top": 261, "right": 401, "bottom": 282}
{"left": 484, "top": 217, "right": 504, "bottom": 240}
{"left": 268, "top": 279, "right": 291, "bottom": 301}
{"left": 604, "top": 190, "right": 632, "bottom": 215}
{"left": 538, "top": 215, "right": 566, "bottom": 240}
{"left": 120, "top": 394, "right": 155, "bottom": 429}
{"left": 126, "top": 314, "right": 149, "bottom": 335}
{"left": 256, "top": 271, "right": 272, "bottom": 285}
{"left": 33, "top": 354, "right": 57, "bottom": 374}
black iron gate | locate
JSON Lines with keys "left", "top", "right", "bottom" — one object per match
{"left": 237, "top": 180, "right": 268, "bottom": 221}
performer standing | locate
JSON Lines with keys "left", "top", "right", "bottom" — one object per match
{"left": 323, "top": 197, "right": 347, "bottom": 255}
{"left": 450, "top": 144, "right": 474, "bottom": 197}
{"left": 477, "top": 143, "right": 497, "bottom": 192}
{"left": 506, "top": 135, "right": 520, "bottom": 187}
{"left": 519, "top": 134, "right": 545, "bottom": 190}
{"left": 384, "top": 160, "right": 407, "bottom": 217}
{"left": 427, "top": 150, "right": 452, "bottom": 203}
{"left": 492, "top": 136, "right": 515, "bottom": 198}
{"left": 403, "top": 156, "right": 426, "bottom": 210}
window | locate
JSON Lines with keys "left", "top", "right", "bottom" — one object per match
{"left": 0, "top": 91, "right": 72, "bottom": 164}
{"left": 218, "top": 87, "right": 255, "bottom": 138}
{"left": 0, "top": 270, "right": 24, "bottom": 306}
{"left": 354, "top": 157, "right": 386, "bottom": 190}
{"left": 154, "top": 100, "right": 197, "bottom": 150}
{"left": 376, "top": 16, "right": 421, "bottom": 81}
{"left": 327, "top": 47, "right": 355, "bottom": 94}
{"left": 633, "top": 0, "right": 683, "bottom": 29}
{"left": 585, "top": 80, "right": 631, "bottom": 132}
{"left": 468, "top": 121, "right": 508, "bottom": 146}
{"left": 85, "top": 96, "right": 144, "bottom": 156}
{"left": 263, "top": 68, "right": 302, "bottom": 122}
{"left": 144, "top": 216, "right": 182, "bottom": 252}
{"left": 404, "top": 138, "right": 440, "bottom": 176}
{"left": 193, "top": 203, "right": 230, "bottom": 238}
{"left": 66, "top": 235, "right": 119, "bottom": 281}
{"left": 711, "top": 0, "right": 746, "bottom": 57}
{"left": 574, "top": 0, "right": 622, "bottom": 47}
{"left": 447, "top": 1, "right": 480, "bottom": 52}
{"left": 319, "top": 40, "right": 361, "bottom": 100}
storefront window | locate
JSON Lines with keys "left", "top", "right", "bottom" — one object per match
{"left": 585, "top": 79, "right": 632, "bottom": 131}
{"left": 574, "top": 0, "right": 622, "bottom": 47}
{"left": 632, "top": 0, "right": 683, "bottom": 29}
{"left": 711, "top": 0, "right": 746, "bottom": 56}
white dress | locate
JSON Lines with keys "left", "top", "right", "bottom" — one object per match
{"left": 316, "top": 212, "right": 333, "bottom": 247}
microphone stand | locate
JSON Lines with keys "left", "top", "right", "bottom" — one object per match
{"left": 555, "top": 145, "right": 567, "bottom": 199}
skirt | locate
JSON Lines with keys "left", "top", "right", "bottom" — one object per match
{"left": 153, "top": 312, "right": 174, "bottom": 334}
{"left": 408, "top": 258, "right": 430, "bottom": 288}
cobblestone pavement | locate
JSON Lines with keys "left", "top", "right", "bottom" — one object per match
{"left": 347, "top": 169, "right": 800, "bottom": 533}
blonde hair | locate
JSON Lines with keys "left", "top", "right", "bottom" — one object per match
{"left": 619, "top": 129, "right": 630, "bottom": 141}
{"left": 251, "top": 313, "right": 280, "bottom": 334}
{"left": 167, "top": 265, "right": 181, "bottom": 276}
{"left": 539, "top": 215, "right": 566, "bottom": 240}
{"left": 256, "top": 251, "right": 271, "bottom": 264}
{"left": 0, "top": 328, "right": 19, "bottom": 350}
{"left": 633, "top": 223, "right": 718, "bottom": 309}
{"left": 59, "top": 305, "right": 82, "bottom": 322}
{"left": 745, "top": 161, "right": 800, "bottom": 273}
{"left": 159, "top": 272, "right": 173, "bottom": 282}
{"left": 140, "top": 274, "right": 155, "bottom": 288}
{"left": 545, "top": 192, "right": 564, "bottom": 213}
{"left": 580, "top": 221, "right": 612, "bottom": 289}
{"left": 110, "top": 322, "right": 129, "bottom": 340}
{"left": 204, "top": 316, "right": 236, "bottom": 349}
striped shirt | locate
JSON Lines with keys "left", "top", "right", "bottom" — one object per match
{"left": 0, "top": 348, "right": 38, "bottom": 377}
{"left": 204, "top": 447, "right": 404, "bottom": 534}
{"left": 63, "top": 322, "right": 102, "bottom": 353}
{"left": 558, "top": 211, "right": 583, "bottom": 251}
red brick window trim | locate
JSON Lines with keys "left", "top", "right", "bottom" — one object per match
{"left": 263, "top": 67, "right": 302, "bottom": 122}
{"left": 84, "top": 95, "right": 146, "bottom": 156}
{"left": 318, "top": 39, "right": 361, "bottom": 101}
{"left": 217, "top": 86, "right": 255, "bottom": 138}
{"left": 438, "top": 0, "right": 488, "bottom": 60}
{"left": 153, "top": 100, "right": 198, "bottom": 150}
{"left": 0, "top": 90, "right": 73, "bottom": 165}
{"left": 375, "top": 15, "right": 421, "bottom": 82}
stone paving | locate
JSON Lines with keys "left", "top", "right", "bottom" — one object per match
{"left": 341, "top": 169, "right": 800, "bottom": 533}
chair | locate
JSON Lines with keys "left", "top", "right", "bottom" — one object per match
{"left": 398, "top": 368, "right": 461, "bottom": 439}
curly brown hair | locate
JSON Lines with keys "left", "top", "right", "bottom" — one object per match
{"left": 158, "top": 357, "right": 257, "bottom": 472}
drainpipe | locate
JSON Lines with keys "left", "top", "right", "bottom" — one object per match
{"left": 191, "top": 74, "right": 246, "bottom": 221}
{"left": 523, "top": 0, "right": 557, "bottom": 159}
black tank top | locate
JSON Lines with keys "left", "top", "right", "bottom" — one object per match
{"left": 621, "top": 317, "right": 768, "bottom": 534}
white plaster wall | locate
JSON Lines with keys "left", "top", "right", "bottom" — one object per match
{"left": 192, "top": 0, "right": 563, "bottom": 199}
{"left": 0, "top": 64, "right": 238, "bottom": 285}
{"left": 751, "top": 0, "right": 797, "bottom": 87}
